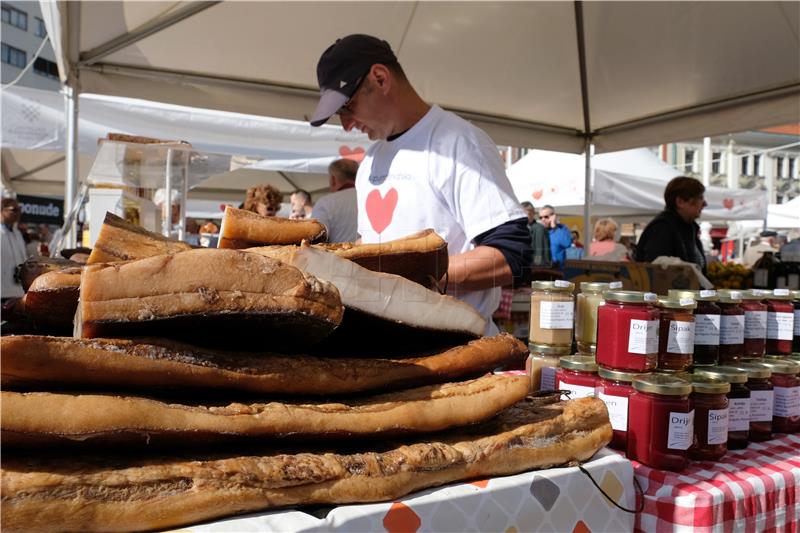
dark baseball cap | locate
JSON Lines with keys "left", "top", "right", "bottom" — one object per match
{"left": 310, "top": 34, "right": 397, "bottom": 127}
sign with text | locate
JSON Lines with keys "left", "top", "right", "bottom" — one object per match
{"left": 17, "top": 194, "right": 64, "bottom": 225}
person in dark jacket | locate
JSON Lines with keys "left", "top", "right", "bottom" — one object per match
{"left": 634, "top": 176, "right": 708, "bottom": 274}
{"left": 521, "top": 202, "right": 551, "bottom": 267}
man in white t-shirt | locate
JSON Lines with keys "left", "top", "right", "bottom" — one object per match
{"left": 312, "top": 159, "right": 359, "bottom": 243}
{"left": 1, "top": 195, "right": 27, "bottom": 300}
{"left": 310, "top": 35, "right": 532, "bottom": 333}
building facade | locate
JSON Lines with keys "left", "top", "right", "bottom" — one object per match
{"left": 1, "top": 0, "right": 59, "bottom": 91}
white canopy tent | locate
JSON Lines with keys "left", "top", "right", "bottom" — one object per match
{"left": 39, "top": 1, "right": 800, "bottom": 243}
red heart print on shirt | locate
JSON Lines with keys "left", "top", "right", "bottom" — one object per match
{"left": 366, "top": 188, "right": 398, "bottom": 234}
{"left": 339, "top": 146, "right": 365, "bottom": 163}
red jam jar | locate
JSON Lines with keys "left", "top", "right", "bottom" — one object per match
{"left": 597, "top": 367, "right": 636, "bottom": 451}
{"left": 669, "top": 289, "right": 720, "bottom": 366}
{"left": 766, "top": 290, "right": 795, "bottom": 355}
{"left": 792, "top": 290, "right": 800, "bottom": 354}
{"left": 695, "top": 366, "right": 751, "bottom": 449}
{"left": 737, "top": 363, "right": 774, "bottom": 441}
{"left": 627, "top": 374, "right": 693, "bottom": 471}
{"left": 741, "top": 290, "right": 768, "bottom": 359}
{"left": 657, "top": 297, "right": 696, "bottom": 372}
{"left": 717, "top": 291, "right": 745, "bottom": 365}
{"left": 596, "top": 290, "right": 659, "bottom": 372}
{"left": 556, "top": 356, "right": 598, "bottom": 399}
{"left": 759, "top": 359, "right": 800, "bottom": 433}
{"left": 689, "top": 377, "right": 730, "bottom": 461}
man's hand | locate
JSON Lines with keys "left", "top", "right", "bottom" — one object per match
{"left": 446, "top": 245, "right": 512, "bottom": 293}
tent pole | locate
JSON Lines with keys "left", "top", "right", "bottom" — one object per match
{"left": 583, "top": 141, "right": 591, "bottom": 251}
{"left": 64, "top": 81, "right": 79, "bottom": 249}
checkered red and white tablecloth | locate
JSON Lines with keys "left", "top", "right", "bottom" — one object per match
{"left": 632, "top": 434, "right": 800, "bottom": 533}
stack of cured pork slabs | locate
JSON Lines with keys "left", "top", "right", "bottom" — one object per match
{"left": 0, "top": 212, "right": 611, "bottom": 532}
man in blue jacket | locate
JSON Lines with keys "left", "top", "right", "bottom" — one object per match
{"left": 539, "top": 204, "right": 573, "bottom": 267}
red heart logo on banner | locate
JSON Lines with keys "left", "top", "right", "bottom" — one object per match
{"left": 532, "top": 189, "right": 543, "bottom": 200}
{"left": 339, "top": 146, "right": 366, "bottom": 163}
{"left": 366, "top": 188, "right": 398, "bottom": 234}
{"left": 723, "top": 198, "right": 734, "bottom": 209}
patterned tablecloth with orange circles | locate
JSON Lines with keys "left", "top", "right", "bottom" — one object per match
{"left": 175, "top": 448, "right": 635, "bottom": 532}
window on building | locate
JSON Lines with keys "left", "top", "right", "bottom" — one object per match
{"left": 684, "top": 149, "right": 695, "bottom": 171}
{"left": 774, "top": 156, "right": 784, "bottom": 178}
{"left": 1, "top": 43, "right": 27, "bottom": 69}
{"left": 34, "top": 17, "right": 46, "bottom": 38}
{"left": 790, "top": 158, "right": 797, "bottom": 180}
{"left": 1, "top": 5, "right": 28, "bottom": 31}
{"left": 33, "top": 57, "right": 58, "bottom": 79}
{"left": 753, "top": 154, "right": 762, "bottom": 176}
{"left": 711, "top": 152, "right": 721, "bottom": 174}
{"left": 740, "top": 155, "right": 749, "bottom": 175}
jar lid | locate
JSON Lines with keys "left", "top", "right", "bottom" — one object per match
{"left": 529, "top": 343, "right": 573, "bottom": 356}
{"left": 768, "top": 288, "right": 793, "bottom": 301}
{"left": 756, "top": 359, "right": 800, "bottom": 375}
{"left": 717, "top": 290, "right": 743, "bottom": 304}
{"left": 598, "top": 367, "right": 637, "bottom": 382}
{"left": 559, "top": 355, "right": 598, "bottom": 372}
{"left": 632, "top": 374, "right": 692, "bottom": 395}
{"left": 668, "top": 289, "right": 719, "bottom": 302}
{"left": 657, "top": 297, "right": 697, "bottom": 310}
{"left": 741, "top": 289, "right": 770, "bottom": 301}
{"left": 692, "top": 376, "right": 731, "bottom": 394}
{"left": 693, "top": 366, "right": 749, "bottom": 384}
{"left": 580, "top": 281, "right": 611, "bottom": 292}
{"left": 532, "top": 280, "right": 575, "bottom": 292}
{"left": 792, "top": 290, "right": 800, "bottom": 302}
{"left": 735, "top": 363, "right": 772, "bottom": 379}
{"left": 603, "top": 290, "right": 658, "bottom": 304}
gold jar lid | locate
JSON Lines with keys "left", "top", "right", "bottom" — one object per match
{"left": 693, "top": 366, "right": 748, "bottom": 384}
{"left": 529, "top": 343, "right": 573, "bottom": 356}
{"left": 757, "top": 359, "right": 800, "bottom": 375}
{"left": 692, "top": 376, "right": 731, "bottom": 394}
{"left": 768, "top": 289, "right": 793, "bottom": 301}
{"left": 668, "top": 289, "right": 719, "bottom": 302}
{"left": 717, "top": 289, "right": 743, "bottom": 304}
{"left": 657, "top": 297, "right": 697, "bottom": 310}
{"left": 735, "top": 363, "right": 772, "bottom": 379}
{"left": 632, "top": 373, "right": 692, "bottom": 395}
{"left": 792, "top": 290, "right": 800, "bottom": 301}
{"left": 598, "top": 367, "right": 637, "bottom": 382}
{"left": 603, "top": 290, "right": 658, "bottom": 304}
{"left": 559, "top": 355, "right": 598, "bottom": 372}
{"left": 741, "top": 289, "right": 770, "bottom": 301}
{"left": 580, "top": 282, "right": 611, "bottom": 293}
{"left": 532, "top": 280, "right": 575, "bottom": 292}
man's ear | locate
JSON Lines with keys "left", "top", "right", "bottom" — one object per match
{"left": 371, "top": 64, "right": 392, "bottom": 95}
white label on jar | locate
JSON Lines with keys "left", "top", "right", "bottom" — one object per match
{"left": 774, "top": 289, "right": 791, "bottom": 297}
{"left": 554, "top": 280, "right": 572, "bottom": 288}
{"left": 795, "top": 310, "right": 800, "bottom": 335}
{"left": 679, "top": 297, "right": 696, "bottom": 306}
{"left": 744, "top": 310, "right": 767, "bottom": 339}
{"left": 598, "top": 392, "right": 629, "bottom": 431}
{"left": 773, "top": 386, "right": 800, "bottom": 418}
{"left": 628, "top": 319, "right": 659, "bottom": 354}
{"left": 556, "top": 381, "right": 595, "bottom": 399}
{"left": 609, "top": 281, "right": 623, "bottom": 289}
{"left": 667, "top": 410, "right": 694, "bottom": 450}
{"left": 694, "top": 314, "right": 721, "bottom": 346}
{"left": 644, "top": 292, "right": 658, "bottom": 302}
{"left": 540, "top": 366, "right": 557, "bottom": 390}
{"left": 700, "top": 290, "right": 717, "bottom": 298}
{"left": 667, "top": 320, "right": 695, "bottom": 354}
{"left": 767, "top": 312, "right": 793, "bottom": 340}
{"left": 720, "top": 314, "right": 745, "bottom": 345}
{"left": 750, "top": 390, "right": 774, "bottom": 422}
{"left": 729, "top": 398, "right": 751, "bottom": 431}
{"left": 539, "top": 301, "right": 574, "bottom": 329}
{"left": 708, "top": 408, "right": 729, "bottom": 445}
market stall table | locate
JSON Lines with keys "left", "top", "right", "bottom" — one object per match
{"left": 169, "top": 448, "right": 635, "bottom": 532}
{"left": 631, "top": 434, "right": 800, "bottom": 532}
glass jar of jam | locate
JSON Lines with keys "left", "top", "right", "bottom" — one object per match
{"left": 530, "top": 281, "right": 575, "bottom": 347}
{"left": 597, "top": 367, "right": 636, "bottom": 451}
{"left": 596, "top": 290, "right": 659, "bottom": 372}
{"left": 737, "top": 363, "right": 774, "bottom": 441}
{"left": 694, "top": 366, "right": 750, "bottom": 450}
{"left": 741, "top": 290, "right": 768, "bottom": 359}
{"left": 527, "top": 343, "right": 572, "bottom": 392}
{"left": 717, "top": 290, "right": 745, "bottom": 365}
{"left": 669, "top": 289, "right": 720, "bottom": 366}
{"left": 556, "top": 355, "right": 598, "bottom": 399}
{"left": 792, "top": 290, "right": 800, "bottom": 354}
{"left": 627, "top": 374, "right": 693, "bottom": 471}
{"left": 766, "top": 289, "right": 795, "bottom": 356}
{"left": 689, "top": 377, "right": 730, "bottom": 461}
{"left": 657, "top": 297, "right": 696, "bottom": 372}
{"left": 757, "top": 359, "right": 800, "bottom": 433}
{"left": 575, "top": 282, "right": 613, "bottom": 355}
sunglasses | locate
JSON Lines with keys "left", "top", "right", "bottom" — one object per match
{"left": 539, "top": 214, "right": 551, "bottom": 219}
{"left": 336, "top": 75, "right": 366, "bottom": 116}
